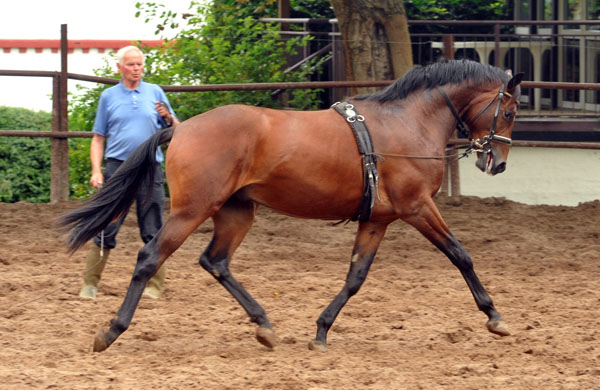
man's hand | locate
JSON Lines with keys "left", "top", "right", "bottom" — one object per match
{"left": 90, "top": 172, "right": 104, "bottom": 189}
{"left": 155, "top": 101, "right": 173, "bottom": 126}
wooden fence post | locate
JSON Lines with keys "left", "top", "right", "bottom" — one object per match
{"left": 50, "top": 24, "right": 69, "bottom": 202}
{"left": 440, "top": 35, "right": 461, "bottom": 204}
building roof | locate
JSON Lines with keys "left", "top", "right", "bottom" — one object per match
{"left": 0, "top": 39, "right": 165, "bottom": 53}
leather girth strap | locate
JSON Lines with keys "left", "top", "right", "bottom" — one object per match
{"left": 332, "top": 101, "right": 380, "bottom": 222}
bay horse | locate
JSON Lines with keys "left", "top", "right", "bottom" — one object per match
{"left": 59, "top": 59, "right": 523, "bottom": 353}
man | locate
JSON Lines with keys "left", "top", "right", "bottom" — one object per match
{"left": 79, "top": 45, "right": 180, "bottom": 300}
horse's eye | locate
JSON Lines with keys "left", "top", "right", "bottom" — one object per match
{"left": 503, "top": 110, "right": 515, "bottom": 121}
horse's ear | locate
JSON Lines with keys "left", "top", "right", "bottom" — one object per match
{"left": 507, "top": 72, "right": 525, "bottom": 91}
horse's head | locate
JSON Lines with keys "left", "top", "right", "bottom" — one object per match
{"left": 467, "top": 71, "right": 524, "bottom": 175}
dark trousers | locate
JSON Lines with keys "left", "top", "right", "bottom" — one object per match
{"left": 93, "top": 158, "right": 165, "bottom": 249}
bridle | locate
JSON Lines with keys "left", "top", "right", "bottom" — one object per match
{"left": 436, "top": 83, "right": 517, "bottom": 154}
{"left": 333, "top": 84, "right": 519, "bottom": 163}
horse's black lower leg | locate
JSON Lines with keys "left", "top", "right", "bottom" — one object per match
{"left": 309, "top": 222, "right": 387, "bottom": 351}
{"left": 199, "top": 249, "right": 274, "bottom": 344}
{"left": 309, "top": 253, "right": 375, "bottom": 350}
{"left": 407, "top": 198, "right": 509, "bottom": 336}
{"left": 199, "top": 196, "right": 275, "bottom": 348}
{"left": 93, "top": 238, "right": 162, "bottom": 352}
{"left": 437, "top": 234, "right": 508, "bottom": 335}
{"left": 93, "top": 212, "right": 204, "bottom": 352}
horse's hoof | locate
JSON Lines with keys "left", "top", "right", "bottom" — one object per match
{"left": 256, "top": 327, "right": 276, "bottom": 349}
{"left": 486, "top": 319, "right": 511, "bottom": 336}
{"left": 308, "top": 339, "right": 327, "bottom": 351}
{"left": 93, "top": 329, "right": 109, "bottom": 352}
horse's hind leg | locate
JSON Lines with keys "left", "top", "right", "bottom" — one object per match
{"left": 405, "top": 197, "right": 509, "bottom": 336}
{"left": 199, "top": 195, "right": 276, "bottom": 349}
{"left": 93, "top": 211, "right": 206, "bottom": 352}
{"left": 309, "top": 221, "right": 388, "bottom": 351}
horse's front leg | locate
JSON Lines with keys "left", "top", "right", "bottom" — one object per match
{"left": 405, "top": 197, "right": 510, "bottom": 336}
{"left": 309, "top": 221, "right": 388, "bottom": 351}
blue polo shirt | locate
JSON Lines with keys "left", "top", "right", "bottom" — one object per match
{"left": 93, "top": 80, "right": 177, "bottom": 163}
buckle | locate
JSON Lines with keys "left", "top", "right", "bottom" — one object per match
{"left": 471, "top": 137, "right": 491, "bottom": 152}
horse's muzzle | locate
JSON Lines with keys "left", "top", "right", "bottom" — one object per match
{"left": 476, "top": 148, "right": 507, "bottom": 175}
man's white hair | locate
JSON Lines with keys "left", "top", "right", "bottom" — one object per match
{"left": 116, "top": 46, "right": 145, "bottom": 65}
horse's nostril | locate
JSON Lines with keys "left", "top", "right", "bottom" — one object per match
{"left": 494, "top": 162, "right": 506, "bottom": 174}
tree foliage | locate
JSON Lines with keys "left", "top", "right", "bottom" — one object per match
{"left": 286, "top": 0, "right": 335, "bottom": 18}
{"left": 136, "top": 0, "right": 325, "bottom": 118}
{"left": 406, "top": 0, "right": 508, "bottom": 20}
{"left": 405, "top": 0, "right": 510, "bottom": 33}
{"left": 0, "top": 107, "right": 52, "bottom": 202}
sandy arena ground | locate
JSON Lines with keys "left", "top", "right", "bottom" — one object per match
{"left": 1, "top": 195, "right": 599, "bottom": 389}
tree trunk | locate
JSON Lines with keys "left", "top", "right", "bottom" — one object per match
{"left": 331, "top": 0, "right": 413, "bottom": 95}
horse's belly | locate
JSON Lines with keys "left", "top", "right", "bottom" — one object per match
{"left": 241, "top": 179, "right": 362, "bottom": 220}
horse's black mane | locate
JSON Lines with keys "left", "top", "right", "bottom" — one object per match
{"left": 355, "top": 59, "right": 510, "bottom": 103}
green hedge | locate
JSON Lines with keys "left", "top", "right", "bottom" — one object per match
{"left": 0, "top": 107, "right": 52, "bottom": 202}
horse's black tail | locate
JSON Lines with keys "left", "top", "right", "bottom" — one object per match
{"left": 57, "top": 127, "right": 175, "bottom": 254}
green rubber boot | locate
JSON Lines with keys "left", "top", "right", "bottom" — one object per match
{"left": 79, "top": 243, "right": 110, "bottom": 299}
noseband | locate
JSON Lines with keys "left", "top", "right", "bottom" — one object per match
{"left": 436, "top": 84, "right": 514, "bottom": 153}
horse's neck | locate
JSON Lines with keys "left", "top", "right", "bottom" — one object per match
{"left": 443, "top": 85, "right": 477, "bottom": 117}
{"left": 410, "top": 88, "right": 470, "bottom": 145}
{"left": 437, "top": 84, "right": 486, "bottom": 139}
